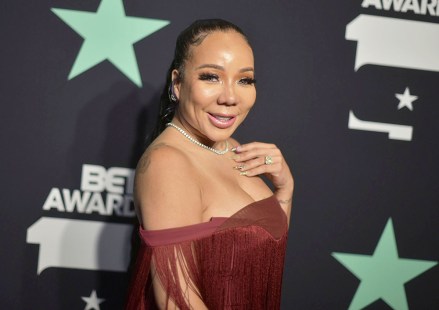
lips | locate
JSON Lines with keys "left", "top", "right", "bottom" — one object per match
{"left": 208, "top": 113, "right": 237, "bottom": 129}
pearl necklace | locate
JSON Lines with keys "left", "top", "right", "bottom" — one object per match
{"left": 166, "top": 122, "right": 229, "bottom": 155}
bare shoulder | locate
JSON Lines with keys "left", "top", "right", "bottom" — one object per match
{"left": 136, "top": 142, "right": 189, "bottom": 175}
{"left": 135, "top": 142, "right": 202, "bottom": 230}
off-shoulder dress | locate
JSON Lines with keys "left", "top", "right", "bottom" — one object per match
{"left": 125, "top": 195, "right": 288, "bottom": 310}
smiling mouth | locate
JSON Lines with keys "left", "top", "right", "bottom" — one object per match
{"left": 208, "top": 113, "right": 237, "bottom": 128}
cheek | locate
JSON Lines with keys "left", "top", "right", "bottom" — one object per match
{"left": 190, "top": 86, "right": 219, "bottom": 107}
{"left": 242, "top": 89, "right": 256, "bottom": 110}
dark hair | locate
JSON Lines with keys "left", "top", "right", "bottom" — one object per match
{"left": 150, "top": 19, "right": 250, "bottom": 140}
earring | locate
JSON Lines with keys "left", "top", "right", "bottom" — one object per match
{"left": 168, "top": 81, "right": 178, "bottom": 103}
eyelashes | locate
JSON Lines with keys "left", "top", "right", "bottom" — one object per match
{"left": 198, "top": 73, "right": 256, "bottom": 85}
{"left": 239, "top": 77, "right": 256, "bottom": 85}
{"left": 198, "top": 73, "right": 219, "bottom": 82}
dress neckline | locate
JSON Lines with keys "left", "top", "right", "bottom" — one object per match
{"left": 139, "top": 195, "right": 278, "bottom": 233}
{"left": 139, "top": 195, "right": 286, "bottom": 246}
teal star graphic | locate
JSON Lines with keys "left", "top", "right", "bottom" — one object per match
{"left": 51, "top": 0, "right": 170, "bottom": 87}
{"left": 332, "top": 218, "right": 437, "bottom": 310}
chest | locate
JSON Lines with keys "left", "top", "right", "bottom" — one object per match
{"left": 191, "top": 153, "right": 272, "bottom": 219}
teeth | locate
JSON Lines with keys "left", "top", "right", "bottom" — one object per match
{"left": 215, "top": 116, "right": 232, "bottom": 122}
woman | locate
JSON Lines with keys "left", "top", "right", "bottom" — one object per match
{"left": 126, "top": 19, "right": 294, "bottom": 309}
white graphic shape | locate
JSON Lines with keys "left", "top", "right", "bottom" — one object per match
{"left": 26, "top": 217, "right": 133, "bottom": 274}
{"left": 396, "top": 87, "right": 418, "bottom": 111}
{"left": 361, "top": 0, "right": 439, "bottom": 16}
{"left": 348, "top": 110, "right": 413, "bottom": 141}
{"left": 81, "top": 164, "right": 134, "bottom": 194}
{"left": 346, "top": 14, "right": 439, "bottom": 72}
{"left": 82, "top": 290, "right": 105, "bottom": 310}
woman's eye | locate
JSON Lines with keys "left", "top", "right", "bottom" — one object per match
{"left": 199, "top": 73, "right": 219, "bottom": 82}
{"left": 239, "top": 77, "right": 256, "bottom": 85}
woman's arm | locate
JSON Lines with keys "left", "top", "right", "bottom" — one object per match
{"left": 135, "top": 144, "right": 204, "bottom": 230}
{"left": 134, "top": 144, "right": 208, "bottom": 309}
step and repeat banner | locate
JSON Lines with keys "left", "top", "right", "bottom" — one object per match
{"left": 1, "top": 0, "right": 438, "bottom": 309}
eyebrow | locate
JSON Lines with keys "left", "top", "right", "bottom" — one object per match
{"left": 196, "top": 64, "right": 254, "bottom": 73}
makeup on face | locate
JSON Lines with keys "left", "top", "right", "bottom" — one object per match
{"left": 173, "top": 30, "right": 256, "bottom": 146}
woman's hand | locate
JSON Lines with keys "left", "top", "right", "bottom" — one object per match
{"left": 232, "top": 142, "right": 294, "bottom": 209}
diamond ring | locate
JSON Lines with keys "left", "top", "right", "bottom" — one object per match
{"left": 264, "top": 155, "right": 273, "bottom": 165}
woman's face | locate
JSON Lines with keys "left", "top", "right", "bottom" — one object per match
{"left": 173, "top": 30, "right": 256, "bottom": 145}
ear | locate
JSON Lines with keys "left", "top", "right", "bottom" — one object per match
{"left": 171, "top": 69, "right": 181, "bottom": 100}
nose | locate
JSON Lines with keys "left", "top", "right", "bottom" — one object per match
{"left": 218, "top": 82, "right": 237, "bottom": 106}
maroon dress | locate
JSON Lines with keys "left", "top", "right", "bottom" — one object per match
{"left": 125, "top": 195, "right": 288, "bottom": 310}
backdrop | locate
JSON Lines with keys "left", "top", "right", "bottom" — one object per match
{"left": 1, "top": 0, "right": 438, "bottom": 309}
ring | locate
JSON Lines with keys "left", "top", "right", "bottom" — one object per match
{"left": 264, "top": 155, "right": 273, "bottom": 165}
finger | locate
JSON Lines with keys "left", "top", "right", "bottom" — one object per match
{"left": 234, "top": 142, "right": 277, "bottom": 153}
{"left": 236, "top": 155, "right": 281, "bottom": 171}
{"left": 240, "top": 163, "right": 282, "bottom": 177}
{"left": 232, "top": 149, "right": 281, "bottom": 162}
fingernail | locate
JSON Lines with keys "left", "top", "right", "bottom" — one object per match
{"left": 233, "top": 165, "right": 245, "bottom": 170}
{"left": 240, "top": 171, "right": 248, "bottom": 176}
{"left": 232, "top": 146, "right": 242, "bottom": 153}
{"left": 231, "top": 155, "right": 240, "bottom": 160}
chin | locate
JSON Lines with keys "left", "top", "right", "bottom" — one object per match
{"left": 208, "top": 126, "right": 238, "bottom": 142}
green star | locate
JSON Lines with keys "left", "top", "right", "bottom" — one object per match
{"left": 332, "top": 218, "right": 437, "bottom": 310}
{"left": 51, "top": 0, "right": 170, "bottom": 87}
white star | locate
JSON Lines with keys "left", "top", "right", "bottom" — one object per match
{"left": 81, "top": 290, "right": 105, "bottom": 310}
{"left": 395, "top": 87, "right": 418, "bottom": 111}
